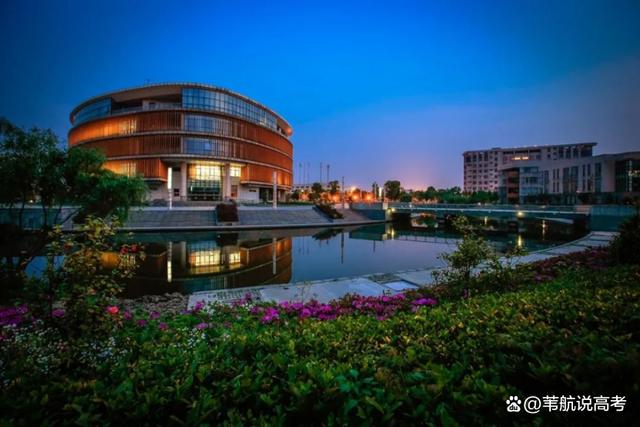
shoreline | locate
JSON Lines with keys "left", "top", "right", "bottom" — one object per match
{"left": 118, "top": 231, "right": 617, "bottom": 313}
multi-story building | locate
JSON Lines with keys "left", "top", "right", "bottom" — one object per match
{"left": 68, "top": 83, "right": 293, "bottom": 202}
{"left": 465, "top": 142, "right": 640, "bottom": 203}
{"left": 499, "top": 151, "right": 640, "bottom": 204}
{"left": 463, "top": 143, "right": 595, "bottom": 193}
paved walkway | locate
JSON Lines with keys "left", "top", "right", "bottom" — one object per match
{"left": 187, "top": 231, "right": 617, "bottom": 308}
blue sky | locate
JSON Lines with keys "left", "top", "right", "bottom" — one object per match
{"left": 1, "top": 0, "right": 639, "bottom": 189}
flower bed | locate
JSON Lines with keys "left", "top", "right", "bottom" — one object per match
{"left": 1, "top": 262, "right": 639, "bottom": 425}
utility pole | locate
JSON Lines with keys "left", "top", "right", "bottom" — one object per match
{"left": 342, "top": 176, "right": 345, "bottom": 208}
{"left": 320, "top": 162, "right": 323, "bottom": 184}
{"left": 326, "top": 164, "right": 330, "bottom": 184}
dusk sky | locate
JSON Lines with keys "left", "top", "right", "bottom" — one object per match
{"left": 1, "top": 0, "right": 639, "bottom": 189}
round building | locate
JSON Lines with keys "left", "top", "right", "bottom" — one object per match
{"left": 68, "top": 83, "right": 293, "bottom": 202}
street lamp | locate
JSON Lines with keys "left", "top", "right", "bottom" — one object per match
{"left": 167, "top": 167, "right": 173, "bottom": 210}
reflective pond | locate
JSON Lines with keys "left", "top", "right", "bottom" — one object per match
{"left": 98, "top": 222, "right": 582, "bottom": 298}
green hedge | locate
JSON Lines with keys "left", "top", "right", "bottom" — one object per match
{"left": 1, "top": 267, "right": 639, "bottom": 425}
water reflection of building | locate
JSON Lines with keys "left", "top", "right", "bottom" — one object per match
{"left": 119, "top": 235, "right": 292, "bottom": 298}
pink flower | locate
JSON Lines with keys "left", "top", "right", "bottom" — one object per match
{"left": 123, "top": 311, "right": 132, "bottom": 320}
{"left": 158, "top": 322, "right": 168, "bottom": 331}
{"left": 51, "top": 308, "right": 65, "bottom": 318}
{"left": 412, "top": 298, "right": 437, "bottom": 306}
{"left": 107, "top": 306, "right": 119, "bottom": 315}
{"left": 261, "top": 307, "right": 280, "bottom": 323}
{"left": 136, "top": 319, "right": 147, "bottom": 327}
{"left": 195, "top": 322, "right": 209, "bottom": 330}
{"left": 150, "top": 311, "right": 161, "bottom": 320}
{"left": 300, "top": 308, "right": 312, "bottom": 318}
{"left": 192, "top": 301, "right": 205, "bottom": 313}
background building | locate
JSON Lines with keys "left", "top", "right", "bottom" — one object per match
{"left": 465, "top": 142, "right": 640, "bottom": 203}
{"left": 499, "top": 151, "right": 640, "bottom": 204}
{"left": 68, "top": 83, "right": 293, "bottom": 203}
{"left": 463, "top": 143, "right": 595, "bottom": 193}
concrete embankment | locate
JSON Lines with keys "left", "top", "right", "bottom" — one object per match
{"left": 0, "top": 205, "right": 386, "bottom": 232}
{"left": 187, "top": 231, "right": 617, "bottom": 308}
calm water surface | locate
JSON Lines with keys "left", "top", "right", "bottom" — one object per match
{"left": 100, "top": 223, "right": 580, "bottom": 297}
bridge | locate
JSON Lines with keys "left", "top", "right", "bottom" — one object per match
{"left": 352, "top": 202, "right": 588, "bottom": 222}
{"left": 350, "top": 202, "right": 636, "bottom": 231}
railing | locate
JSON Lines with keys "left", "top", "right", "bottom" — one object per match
{"left": 388, "top": 203, "right": 579, "bottom": 212}
{"left": 110, "top": 103, "right": 182, "bottom": 115}
{"left": 351, "top": 202, "right": 582, "bottom": 213}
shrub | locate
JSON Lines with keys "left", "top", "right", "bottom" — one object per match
{"left": 315, "top": 202, "right": 343, "bottom": 219}
{"left": 217, "top": 201, "right": 239, "bottom": 223}
{"left": 42, "top": 217, "right": 143, "bottom": 338}
{"left": 1, "top": 266, "right": 638, "bottom": 425}
{"left": 433, "top": 216, "right": 526, "bottom": 298}
{"left": 610, "top": 213, "right": 640, "bottom": 265}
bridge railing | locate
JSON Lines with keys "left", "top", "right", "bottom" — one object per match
{"left": 350, "top": 202, "right": 587, "bottom": 213}
{"left": 386, "top": 203, "right": 579, "bottom": 212}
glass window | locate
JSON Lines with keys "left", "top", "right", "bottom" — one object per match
{"left": 188, "top": 164, "right": 222, "bottom": 201}
{"left": 73, "top": 98, "right": 112, "bottom": 125}
{"left": 182, "top": 88, "right": 279, "bottom": 133}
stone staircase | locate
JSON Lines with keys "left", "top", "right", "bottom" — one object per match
{"left": 124, "top": 209, "right": 217, "bottom": 228}
{"left": 335, "top": 209, "right": 371, "bottom": 222}
{"left": 237, "top": 207, "right": 332, "bottom": 226}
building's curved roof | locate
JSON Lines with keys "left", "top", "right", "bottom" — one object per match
{"left": 69, "top": 82, "right": 292, "bottom": 134}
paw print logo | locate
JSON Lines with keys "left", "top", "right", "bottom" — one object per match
{"left": 506, "top": 396, "right": 522, "bottom": 412}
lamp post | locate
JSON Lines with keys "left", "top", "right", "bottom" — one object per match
{"left": 272, "top": 171, "right": 278, "bottom": 209}
{"left": 167, "top": 167, "right": 173, "bottom": 210}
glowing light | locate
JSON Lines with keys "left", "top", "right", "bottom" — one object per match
{"left": 167, "top": 167, "right": 173, "bottom": 189}
{"left": 228, "top": 251, "right": 241, "bottom": 264}
{"left": 517, "top": 235, "right": 523, "bottom": 248}
{"left": 517, "top": 211, "right": 524, "bottom": 218}
{"left": 190, "top": 249, "right": 221, "bottom": 266}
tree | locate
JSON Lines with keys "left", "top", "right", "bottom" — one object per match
{"left": 399, "top": 192, "right": 412, "bottom": 202}
{"left": 310, "top": 182, "right": 324, "bottom": 202}
{"left": 328, "top": 180, "right": 340, "bottom": 196}
{"left": 0, "top": 118, "right": 58, "bottom": 228}
{"left": 0, "top": 118, "right": 147, "bottom": 227}
{"left": 372, "top": 182, "right": 380, "bottom": 200}
{"left": 384, "top": 180, "right": 402, "bottom": 201}
{"left": 0, "top": 118, "right": 148, "bottom": 279}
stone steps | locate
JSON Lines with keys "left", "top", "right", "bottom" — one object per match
{"left": 124, "top": 210, "right": 217, "bottom": 228}
{"left": 237, "top": 208, "right": 332, "bottom": 226}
